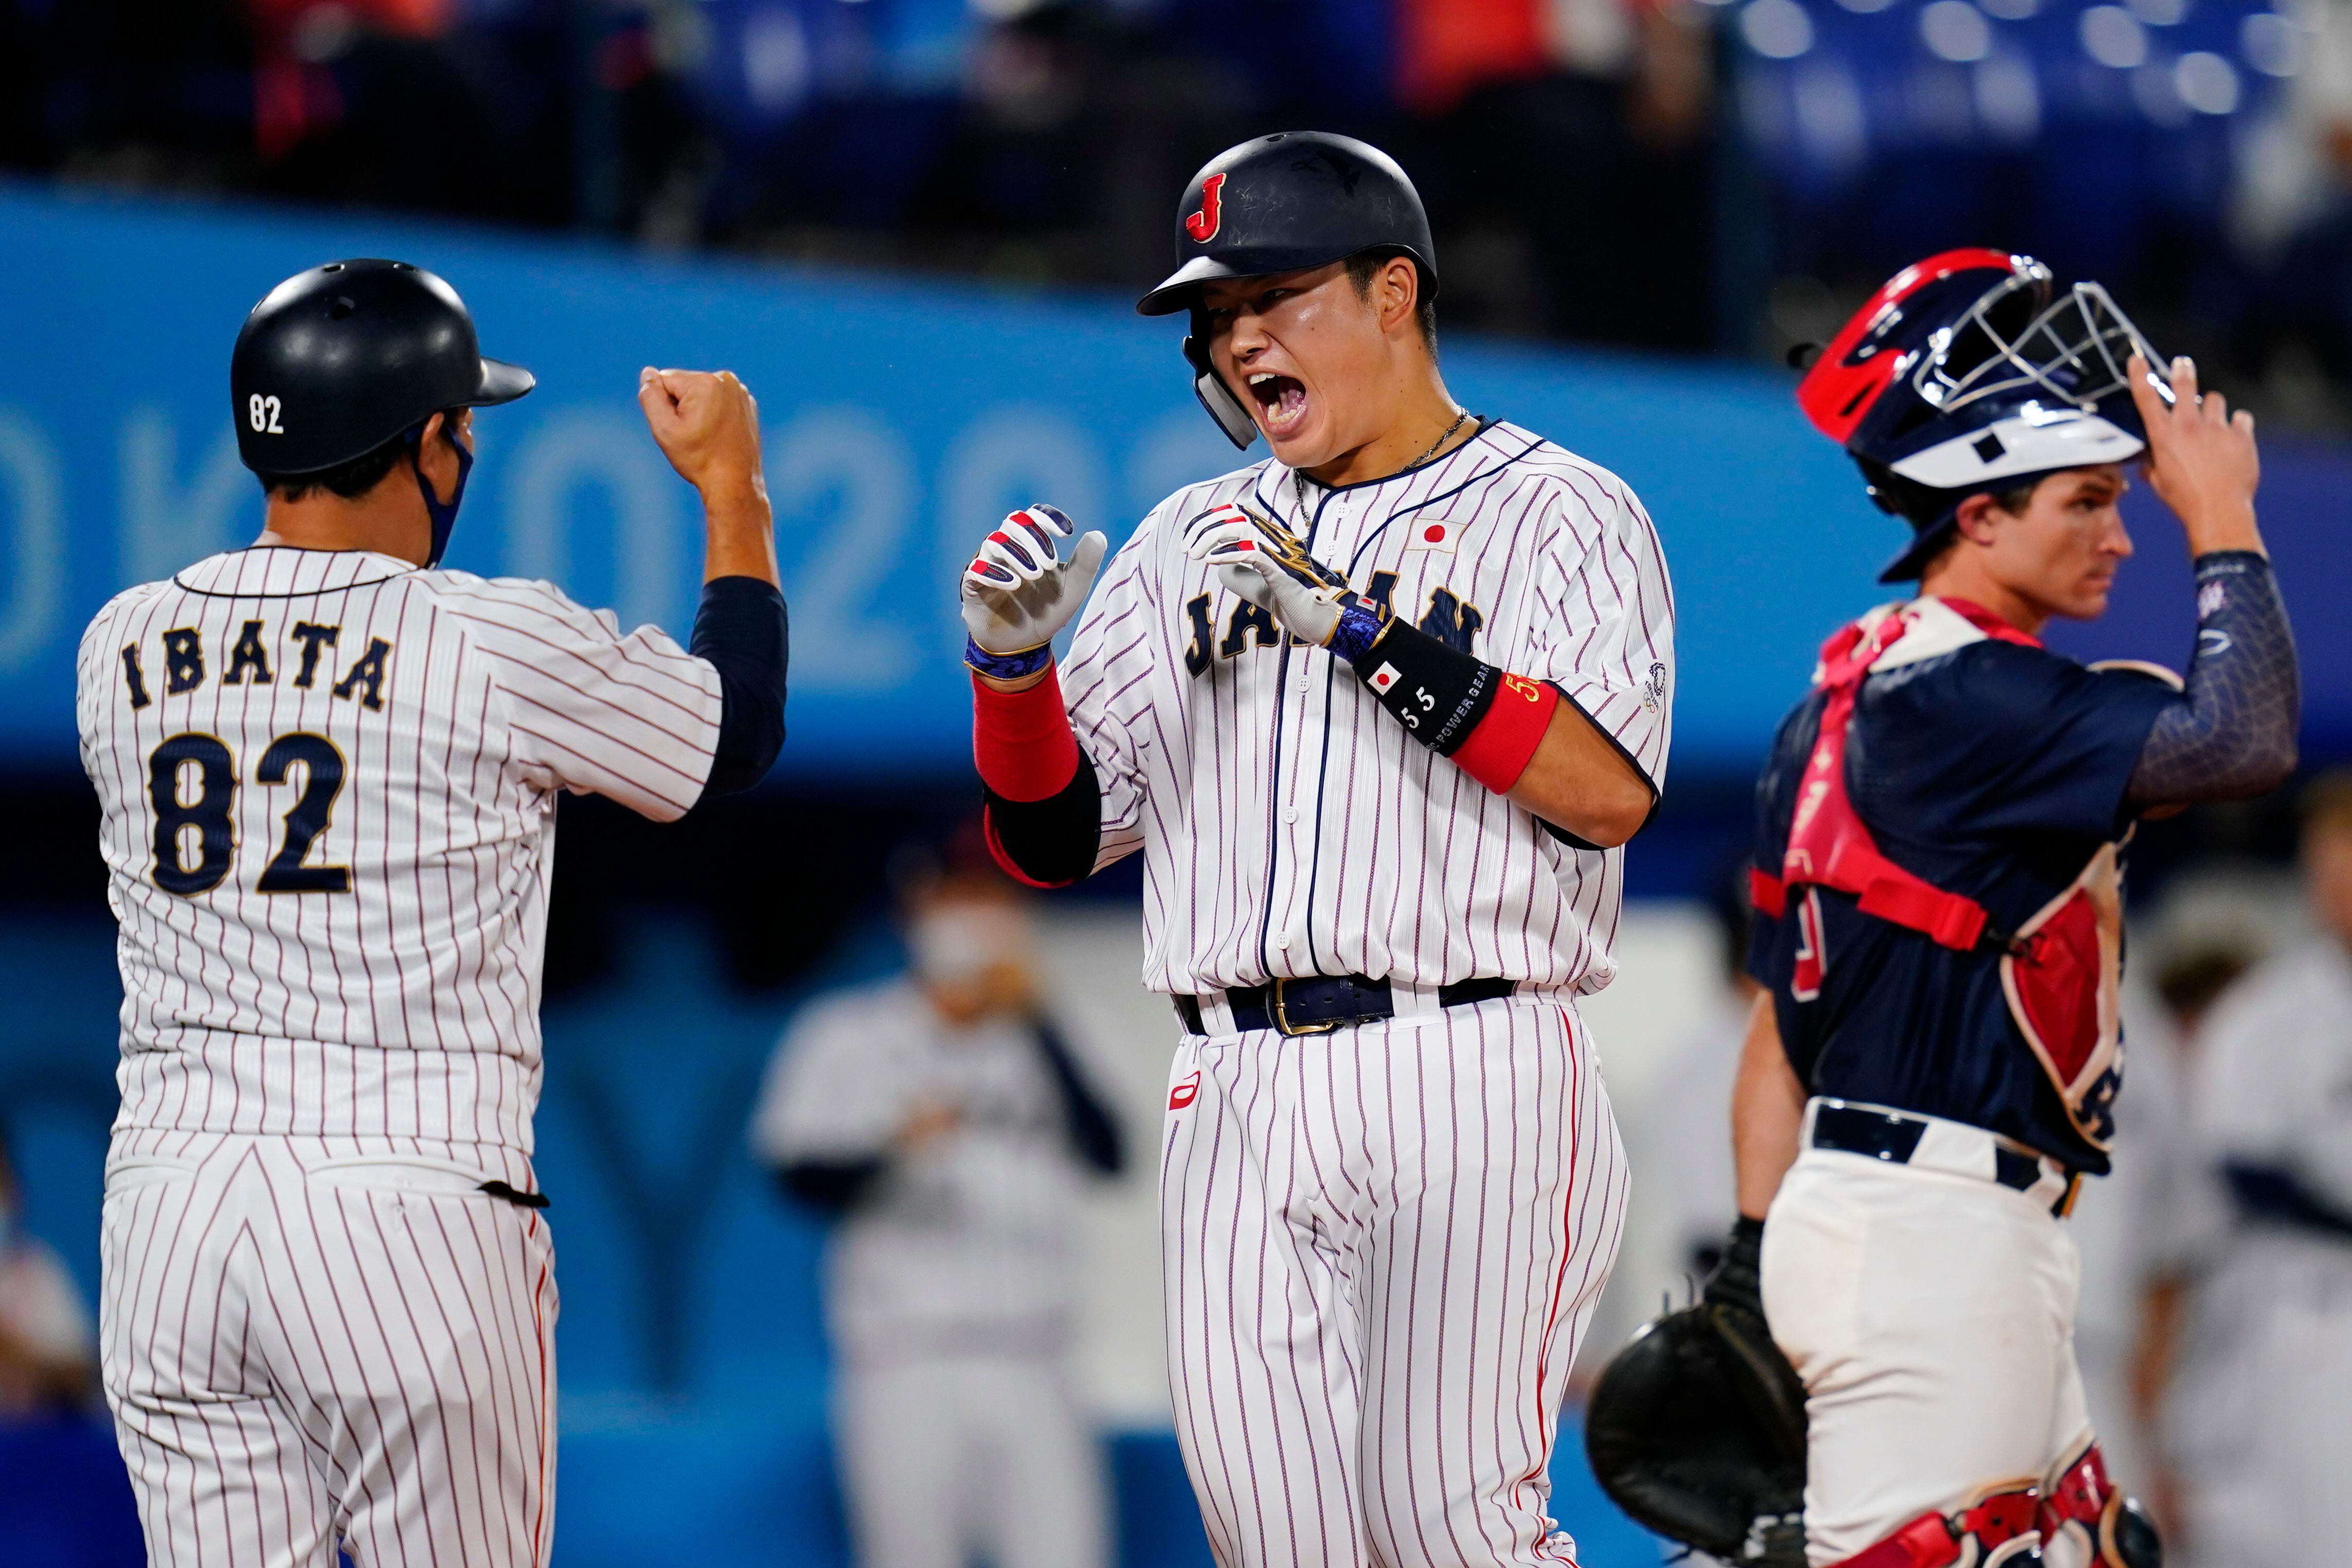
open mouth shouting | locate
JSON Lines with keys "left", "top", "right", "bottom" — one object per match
{"left": 1247, "top": 371, "right": 1310, "bottom": 440}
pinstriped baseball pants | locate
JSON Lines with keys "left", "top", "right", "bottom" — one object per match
{"left": 99, "top": 1131, "right": 559, "bottom": 1568}
{"left": 1161, "top": 995, "right": 1629, "bottom": 1568}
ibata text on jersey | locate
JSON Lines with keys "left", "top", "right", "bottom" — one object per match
{"left": 118, "top": 619, "right": 393, "bottom": 712}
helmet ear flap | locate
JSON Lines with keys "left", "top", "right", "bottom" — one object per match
{"left": 1184, "top": 318, "right": 1260, "bottom": 450}
{"left": 1857, "top": 456, "right": 1936, "bottom": 522}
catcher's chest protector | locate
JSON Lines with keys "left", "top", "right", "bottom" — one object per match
{"left": 1749, "top": 598, "right": 2126, "bottom": 1149}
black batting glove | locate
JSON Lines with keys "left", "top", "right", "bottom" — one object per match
{"left": 1702, "top": 1215, "right": 1767, "bottom": 1323}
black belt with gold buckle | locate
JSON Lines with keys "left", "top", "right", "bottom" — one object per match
{"left": 1173, "top": 974, "right": 1516, "bottom": 1037}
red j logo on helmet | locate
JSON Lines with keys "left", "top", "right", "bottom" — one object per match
{"left": 1184, "top": 173, "right": 1226, "bottom": 243}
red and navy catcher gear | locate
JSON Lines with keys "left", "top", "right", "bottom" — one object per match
{"left": 1137, "top": 132, "right": 1441, "bottom": 450}
{"left": 1797, "top": 248, "right": 2169, "bottom": 582}
{"left": 1828, "top": 1484, "right": 2040, "bottom": 1568}
{"left": 2040, "top": 1442, "right": 2164, "bottom": 1568}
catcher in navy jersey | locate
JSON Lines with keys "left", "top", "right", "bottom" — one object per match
{"left": 1681, "top": 252, "right": 2300, "bottom": 1568}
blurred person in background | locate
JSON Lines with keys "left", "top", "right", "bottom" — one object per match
{"left": 752, "top": 843, "right": 1126, "bottom": 1568}
{"left": 0, "top": 1129, "right": 96, "bottom": 1420}
{"left": 2157, "top": 772, "right": 2352, "bottom": 1567}
{"left": 1640, "top": 865, "right": 1765, "bottom": 1294}
{"left": 2074, "top": 878, "right": 2278, "bottom": 1536}
{"left": 1575, "top": 862, "right": 1763, "bottom": 1397}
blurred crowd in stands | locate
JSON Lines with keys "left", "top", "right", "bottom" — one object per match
{"left": 13, "top": 0, "right": 2352, "bottom": 418}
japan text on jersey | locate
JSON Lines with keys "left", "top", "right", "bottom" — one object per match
{"left": 1062, "top": 419, "right": 1676, "bottom": 998}
{"left": 76, "top": 547, "right": 723, "bottom": 1148}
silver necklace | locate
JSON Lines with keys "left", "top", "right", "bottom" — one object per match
{"left": 1404, "top": 407, "right": 1471, "bottom": 472}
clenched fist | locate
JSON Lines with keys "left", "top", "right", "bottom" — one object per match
{"left": 638, "top": 367, "right": 765, "bottom": 500}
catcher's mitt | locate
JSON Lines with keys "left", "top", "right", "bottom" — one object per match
{"left": 1584, "top": 1303, "right": 1808, "bottom": 1567}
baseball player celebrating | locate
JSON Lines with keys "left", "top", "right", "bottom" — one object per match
{"left": 1721, "top": 251, "right": 2299, "bottom": 1568}
{"left": 2164, "top": 774, "right": 2352, "bottom": 1564}
{"left": 956, "top": 132, "right": 1675, "bottom": 1567}
{"left": 77, "top": 260, "right": 788, "bottom": 1567}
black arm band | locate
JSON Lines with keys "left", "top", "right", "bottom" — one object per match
{"left": 691, "top": 576, "right": 789, "bottom": 798}
{"left": 1032, "top": 1018, "right": 1126, "bottom": 1177}
{"left": 2128, "top": 551, "right": 2299, "bottom": 806}
{"left": 982, "top": 752, "right": 1103, "bottom": 888}
{"left": 776, "top": 1157, "right": 885, "bottom": 1216}
{"left": 2221, "top": 1160, "right": 2352, "bottom": 1241}
{"left": 1346, "top": 616, "right": 1502, "bottom": 755}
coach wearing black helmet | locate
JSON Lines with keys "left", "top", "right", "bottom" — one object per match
{"left": 952, "top": 132, "right": 1676, "bottom": 1566}
{"left": 78, "top": 260, "right": 785, "bottom": 1568}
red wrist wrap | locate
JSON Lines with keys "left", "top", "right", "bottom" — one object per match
{"left": 1449, "top": 675, "right": 1559, "bottom": 795}
{"left": 973, "top": 666, "right": 1080, "bottom": 802}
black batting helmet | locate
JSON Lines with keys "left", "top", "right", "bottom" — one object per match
{"left": 1138, "top": 132, "right": 1439, "bottom": 448}
{"left": 231, "top": 259, "right": 534, "bottom": 477}
{"left": 1138, "top": 132, "right": 1439, "bottom": 317}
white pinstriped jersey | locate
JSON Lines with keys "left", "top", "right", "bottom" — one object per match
{"left": 76, "top": 546, "right": 723, "bottom": 1149}
{"left": 1063, "top": 419, "right": 1675, "bottom": 997}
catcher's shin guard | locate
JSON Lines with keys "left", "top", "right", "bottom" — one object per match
{"left": 1833, "top": 1483, "right": 2040, "bottom": 1568}
{"left": 2039, "top": 1443, "right": 2161, "bottom": 1568}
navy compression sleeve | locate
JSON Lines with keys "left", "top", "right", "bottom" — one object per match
{"left": 2128, "top": 551, "right": 2299, "bottom": 806}
{"left": 776, "top": 1158, "right": 885, "bottom": 1215}
{"left": 1032, "top": 1017, "right": 1126, "bottom": 1177}
{"left": 690, "top": 576, "right": 789, "bottom": 797}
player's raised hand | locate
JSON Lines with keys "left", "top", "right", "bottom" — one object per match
{"left": 2127, "top": 353, "right": 2263, "bottom": 555}
{"left": 638, "top": 368, "right": 765, "bottom": 498}
{"left": 961, "top": 503, "right": 1110, "bottom": 657}
{"left": 1183, "top": 502, "right": 1354, "bottom": 647}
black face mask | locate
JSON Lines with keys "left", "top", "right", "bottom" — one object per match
{"left": 405, "top": 418, "right": 473, "bottom": 569}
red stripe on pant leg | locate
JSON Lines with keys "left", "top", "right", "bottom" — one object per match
{"left": 1517, "top": 1007, "right": 1590, "bottom": 1516}
{"left": 527, "top": 1215, "right": 555, "bottom": 1568}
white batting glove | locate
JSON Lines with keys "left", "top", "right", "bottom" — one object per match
{"left": 1182, "top": 503, "right": 1353, "bottom": 648}
{"left": 960, "top": 503, "right": 1110, "bottom": 658}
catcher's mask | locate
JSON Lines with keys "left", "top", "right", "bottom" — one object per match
{"left": 1797, "top": 248, "right": 2170, "bottom": 582}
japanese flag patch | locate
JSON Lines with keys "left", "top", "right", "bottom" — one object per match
{"left": 1404, "top": 518, "right": 1460, "bottom": 554}
{"left": 1369, "top": 662, "right": 1403, "bottom": 693}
